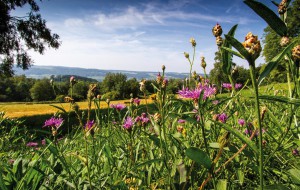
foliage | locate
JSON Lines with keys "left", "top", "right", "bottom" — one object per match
{"left": 0, "top": 0, "right": 60, "bottom": 77}
{"left": 30, "top": 78, "right": 55, "bottom": 101}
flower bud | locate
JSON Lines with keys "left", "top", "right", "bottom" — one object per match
{"left": 162, "top": 65, "right": 166, "bottom": 71}
{"left": 280, "top": 36, "right": 290, "bottom": 47}
{"left": 278, "top": 0, "right": 287, "bottom": 15}
{"left": 212, "top": 23, "right": 223, "bottom": 37}
{"left": 139, "top": 79, "right": 146, "bottom": 92}
{"left": 200, "top": 56, "right": 206, "bottom": 69}
{"left": 153, "top": 113, "right": 161, "bottom": 123}
{"left": 184, "top": 52, "right": 189, "bottom": 59}
{"left": 242, "top": 32, "right": 262, "bottom": 60}
{"left": 190, "top": 37, "right": 196, "bottom": 47}
{"left": 292, "top": 45, "right": 300, "bottom": 63}
{"left": 156, "top": 73, "right": 162, "bottom": 84}
{"left": 162, "top": 78, "right": 168, "bottom": 88}
{"left": 216, "top": 36, "right": 223, "bottom": 47}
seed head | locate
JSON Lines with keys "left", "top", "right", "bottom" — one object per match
{"left": 242, "top": 32, "right": 261, "bottom": 60}
{"left": 212, "top": 23, "right": 223, "bottom": 37}
{"left": 184, "top": 52, "right": 190, "bottom": 59}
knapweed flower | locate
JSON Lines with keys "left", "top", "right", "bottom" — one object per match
{"left": 212, "top": 100, "right": 219, "bottom": 105}
{"left": 278, "top": 0, "right": 287, "bottom": 14}
{"left": 242, "top": 32, "right": 261, "bottom": 60}
{"left": 238, "top": 119, "right": 245, "bottom": 126}
{"left": 123, "top": 116, "right": 134, "bottom": 130}
{"left": 222, "top": 83, "right": 232, "bottom": 90}
{"left": 218, "top": 113, "right": 228, "bottom": 123}
{"left": 135, "top": 113, "right": 150, "bottom": 127}
{"left": 70, "top": 76, "right": 76, "bottom": 86}
{"left": 292, "top": 149, "right": 299, "bottom": 156}
{"left": 178, "top": 119, "right": 186, "bottom": 124}
{"left": 26, "top": 142, "right": 38, "bottom": 147}
{"left": 44, "top": 117, "right": 64, "bottom": 129}
{"left": 133, "top": 98, "right": 141, "bottom": 106}
{"left": 110, "top": 103, "right": 126, "bottom": 111}
{"left": 162, "top": 78, "right": 168, "bottom": 88}
{"left": 201, "top": 56, "right": 206, "bottom": 69}
{"left": 184, "top": 52, "right": 189, "bottom": 59}
{"left": 41, "top": 139, "right": 46, "bottom": 145}
{"left": 190, "top": 37, "right": 196, "bottom": 47}
{"left": 156, "top": 72, "right": 162, "bottom": 84}
{"left": 178, "top": 83, "right": 217, "bottom": 101}
{"left": 212, "top": 23, "right": 223, "bottom": 37}
{"left": 235, "top": 83, "right": 243, "bottom": 89}
{"left": 85, "top": 120, "right": 95, "bottom": 131}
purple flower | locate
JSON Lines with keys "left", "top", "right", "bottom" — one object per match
{"left": 235, "top": 83, "right": 243, "bottom": 89}
{"left": 238, "top": 119, "right": 245, "bottom": 126}
{"left": 44, "top": 117, "right": 64, "bottom": 129}
{"left": 218, "top": 113, "right": 228, "bottom": 123}
{"left": 27, "top": 142, "right": 38, "bottom": 147}
{"left": 135, "top": 113, "right": 150, "bottom": 126}
{"left": 41, "top": 139, "right": 46, "bottom": 145}
{"left": 110, "top": 103, "right": 126, "bottom": 111}
{"left": 244, "top": 129, "right": 251, "bottom": 135}
{"left": 134, "top": 98, "right": 141, "bottom": 105}
{"left": 85, "top": 120, "right": 95, "bottom": 130}
{"left": 178, "top": 119, "right": 186, "bottom": 124}
{"left": 123, "top": 116, "right": 134, "bottom": 130}
{"left": 178, "top": 83, "right": 216, "bottom": 100}
{"left": 212, "top": 100, "right": 219, "bottom": 105}
{"left": 292, "top": 149, "right": 299, "bottom": 156}
{"left": 222, "top": 83, "right": 232, "bottom": 90}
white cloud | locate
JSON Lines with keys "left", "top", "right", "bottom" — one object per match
{"left": 64, "top": 18, "right": 84, "bottom": 27}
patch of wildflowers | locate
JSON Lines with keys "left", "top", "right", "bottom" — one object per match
{"left": 110, "top": 103, "right": 126, "bottom": 111}
{"left": 44, "top": 117, "right": 64, "bottom": 129}
{"left": 178, "top": 82, "right": 216, "bottom": 100}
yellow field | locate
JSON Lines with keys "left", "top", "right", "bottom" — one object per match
{"left": 0, "top": 99, "right": 152, "bottom": 118}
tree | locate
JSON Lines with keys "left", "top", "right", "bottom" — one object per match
{"left": 261, "top": 0, "right": 300, "bottom": 82}
{"left": 101, "top": 73, "right": 128, "bottom": 100}
{"left": 30, "top": 78, "right": 55, "bottom": 101}
{"left": 209, "top": 51, "right": 229, "bottom": 88}
{"left": 0, "top": 0, "right": 60, "bottom": 77}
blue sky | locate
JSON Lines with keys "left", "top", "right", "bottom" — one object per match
{"left": 14, "top": 0, "right": 277, "bottom": 73}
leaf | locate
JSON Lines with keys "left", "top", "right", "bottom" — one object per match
{"left": 217, "top": 122, "right": 258, "bottom": 154}
{"left": 258, "top": 41, "right": 296, "bottom": 85}
{"left": 216, "top": 179, "right": 227, "bottom": 190}
{"left": 221, "top": 47, "right": 245, "bottom": 59}
{"left": 244, "top": 0, "right": 287, "bottom": 36}
{"left": 225, "top": 35, "right": 252, "bottom": 63}
{"left": 222, "top": 24, "right": 238, "bottom": 74}
{"left": 259, "top": 95, "right": 300, "bottom": 106}
{"left": 49, "top": 104, "right": 67, "bottom": 114}
{"left": 133, "top": 159, "right": 163, "bottom": 170}
{"left": 185, "top": 147, "right": 212, "bottom": 169}
{"left": 0, "top": 170, "right": 8, "bottom": 190}
{"left": 288, "top": 169, "right": 300, "bottom": 185}
{"left": 264, "top": 184, "right": 289, "bottom": 190}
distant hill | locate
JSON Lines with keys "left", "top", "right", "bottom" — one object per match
{"left": 15, "top": 65, "right": 191, "bottom": 81}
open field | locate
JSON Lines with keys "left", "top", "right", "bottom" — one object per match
{"left": 0, "top": 99, "right": 153, "bottom": 118}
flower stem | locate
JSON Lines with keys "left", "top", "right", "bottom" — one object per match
{"left": 249, "top": 64, "right": 264, "bottom": 189}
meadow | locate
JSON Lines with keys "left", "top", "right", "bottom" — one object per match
{"left": 1, "top": 1, "right": 300, "bottom": 189}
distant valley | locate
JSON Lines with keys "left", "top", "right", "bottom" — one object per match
{"left": 15, "top": 65, "right": 191, "bottom": 81}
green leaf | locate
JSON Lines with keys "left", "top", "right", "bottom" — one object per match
{"left": 221, "top": 47, "right": 245, "bottom": 59}
{"left": 289, "top": 169, "right": 300, "bottom": 185}
{"left": 259, "top": 95, "right": 300, "bottom": 106}
{"left": 216, "top": 179, "right": 227, "bottom": 190}
{"left": 222, "top": 24, "right": 238, "bottom": 74}
{"left": 0, "top": 170, "right": 8, "bottom": 190}
{"left": 224, "top": 35, "right": 252, "bottom": 63}
{"left": 49, "top": 104, "right": 67, "bottom": 114}
{"left": 244, "top": 0, "right": 287, "bottom": 36}
{"left": 217, "top": 122, "right": 258, "bottom": 154}
{"left": 264, "top": 184, "right": 289, "bottom": 190}
{"left": 258, "top": 41, "right": 296, "bottom": 85}
{"left": 185, "top": 147, "right": 212, "bottom": 169}
{"left": 133, "top": 159, "right": 163, "bottom": 170}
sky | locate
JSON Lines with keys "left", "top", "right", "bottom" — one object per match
{"left": 13, "top": 0, "right": 277, "bottom": 73}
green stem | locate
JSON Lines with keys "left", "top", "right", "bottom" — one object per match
{"left": 84, "top": 135, "right": 93, "bottom": 189}
{"left": 249, "top": 64, "right": 264, "bottom": 189}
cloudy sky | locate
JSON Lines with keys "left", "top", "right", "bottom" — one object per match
{"left": 14, "top": 0, "right": 276, "bottom": 73}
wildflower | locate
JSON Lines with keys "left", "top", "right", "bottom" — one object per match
{"left": 177, "top": 125, "right": 184, "bottom": 133}
{"left": 178, "top": 83, "right": 217, "bottom": 101}
{"left": 235, "top": 83, "right": 243, "bottom": 89}
{"left": 212, "top": 100, "right": 219, "bottom": 105}
{"left": 8, "top": 159, "right": 15, "bottom": 164}
{"left": 292, "top": 45, "right": 300, "bottom": 62}
{"left": 222, "top": 83, "right": 232, "bottom": 90}
{"left": 135, "top": 113, "right": 150, "bottom": 127}
{"left": 212, "top": 23, "right": 223, "bottom": 37}
{"left": 238, "top": 119, "right": 245, "bottom": 126}
{"left": 123, "top": 116, "right": 134, "bottom": 130}
{"left": 218, "top": 113, "right": 228, "bottom": 123}
{"left": 70, "top": 76, "right": 77, "bottom": 86}
{"left": 85, "top": 120, "right": 95, "bottom": 131}
{"left": 201, "top": 56, "right": 206, "bottom": 69}
{"left": 292, "top": 149, "right": 299, "bottom": 156}
{"left": 110, "top": 103, "right": 126, "bottom": 111}
{"left": 178, "top": 119, "right": 186, "bottom": 124}
{"left": 190, "top": 37, "right": 196, "bottom": 47}
{"left": 162, "top": 78, "right": 168, "bottom": 88}
{"left": 97, "top": 94, "right": 101, "bottom": 99}
{"left": 27, "top": 142, "right": 38, "bottom": 147}
{"left": 43, "top": 117, "right": 64, "bottom": 129}
{"left": 162, "top": 65, "right": 166, "bottom": 71}
{"left": 133, "top": 98, "right": 140, "bottom": 106}
{"left": 216, "top": 36, "right": 223, "bottom": 47}
{"left": 41, "top": 139, "right": 46, "bottom": 145}
{"left": 242, "top": 32, "right": 261, "bottom": 60}
{"left": 278, "top": 0, "right": 287, "bottom": 14}
{"left": 156, "top": 72, "right": 162, "bottom": 84}
{"left": 139, "top": 79, "right": 146, "bottom": 92}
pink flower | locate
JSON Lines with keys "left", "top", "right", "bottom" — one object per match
{"left": 41, "top": 139, "right": 46, "bottom": 145}
{"left": 110, "top": 103, "right": 126, "bottom": 111}
{"left": 44, "top": 117, "right": 64, "bottom": 129}
{"left": 222, "top": 83, "right": 232, "bottom": 90}
{"left": 218, "top": 113, "right": 228, "bottom": 123}
{"left": 178, "top": 119, "right": 186, "bottom": 124}
{"left": 178, "top": 83, "right": 216, "bottom": 100}
{"left": 235, "top": 83, "right": 243, "bottom": 89}
{"left": 133, "top": 98, "right": 141, "bottom": 106}
{"left": 26, "top": 142, "right": 38, "bottom": 147}
{"left": 123, "top": 116, "right": 134, "bottom": 130}
{"left": 238, "top": 119, "right": 245, "bottom": 126}
{"left": 85, "top": 120, "right": 95, "bottom": 130}
{"left": 135, "top": 113, "right": 150, "bottom": 126}
{"left": 292, "top": 149, "right": 299, "bottom": 156}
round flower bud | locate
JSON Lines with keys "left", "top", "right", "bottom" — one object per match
{"left": 292, "top": 45, "right": 300, "bottom": 63}
{"left": 156, "top": 73, "right": 162, "bottom": 84}
{"left": 162, "top": 65, "right": 166, "bottom": 71}
{"left": 190, "top": 37, "right": 196, "bottom": 47}
{"left": 184, "top": 52, "right": 189, "bottom": 59}
{"left": 201, "top": 56, "right": 206, "bottom": 69}
{"left": 212, "top": 23, "right": 223, "bottom": 37}
{"left": 242, "top": 32, "right": 262, "bottom": 60}
{"left": 280, "top": 36, "right": 290, "bottom": 47}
